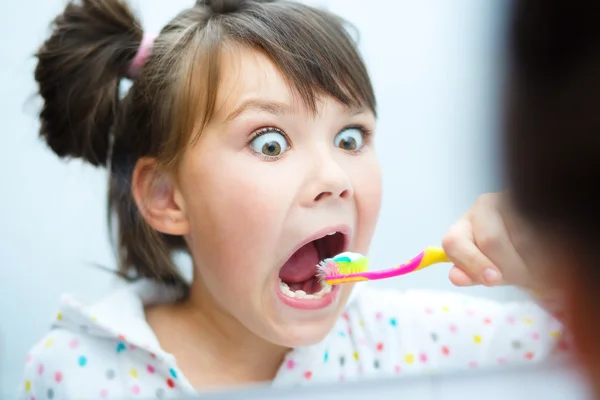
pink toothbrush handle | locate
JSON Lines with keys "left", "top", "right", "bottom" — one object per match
{"left": 327, "top": 251, "right": 427, "bottom": 282}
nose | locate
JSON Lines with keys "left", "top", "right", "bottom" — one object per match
{"left": 305, "top": 154, "right": 353, "bottom": 204}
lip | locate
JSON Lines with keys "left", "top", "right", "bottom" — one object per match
{"left": 275, "top": 279, "right": 341, "bottom": 310}
{"left": 274, "top": 224, "right": 351, "bottom": 311}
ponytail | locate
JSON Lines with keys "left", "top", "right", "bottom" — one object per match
{"left": 35, "top": 0, "right": 142, "bottom": 166}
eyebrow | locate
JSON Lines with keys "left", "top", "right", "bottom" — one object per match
{"left": 224, "top": 99, "right": 293, "bottom": 122}
{"left": 223, "top": 98, "right": 370, "bottom": 122}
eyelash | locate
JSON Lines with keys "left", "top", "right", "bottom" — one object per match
{"left": 247, "top": 126, "right": 290, "bottom": 162}
{"left": 343, "top": 124, "right": 373, "bottom": 155}
{"left": 246, "top": 123, "right": 374, "bottom": 161}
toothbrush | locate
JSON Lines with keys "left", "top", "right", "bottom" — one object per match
{"left": 317, "top": 246, "right": 451, "bottom": 285}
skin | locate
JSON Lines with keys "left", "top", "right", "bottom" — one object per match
{"left": 132, "top": 46, "right": 537, "bottom": 388}
{"left": 442, "top": 192, "right": 543, "bottom": 291}
{"left": 134, "top": 46, "right": 381, "bottom": 387}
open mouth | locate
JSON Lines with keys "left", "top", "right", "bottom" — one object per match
{"left": 278, "top": 231, "right": 346, "bottom": 300}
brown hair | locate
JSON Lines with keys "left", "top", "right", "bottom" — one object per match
{"left": 505, "top": 0, "right": 600, "bottom": 279}
{"left": 34, "top": 0, "right": 376, "bottom": 290}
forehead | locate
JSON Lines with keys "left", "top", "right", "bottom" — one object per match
{"left": 212, "top": 45, "right": 373, "bottom": 123}
{"left": 213, "top": 46, "right": 298, "bottom": 118}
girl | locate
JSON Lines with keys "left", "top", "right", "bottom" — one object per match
{"left": 20, "top": 0, "right": 566, "bottom": 398}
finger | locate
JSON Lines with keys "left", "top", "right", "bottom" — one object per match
{"left": 471, "top": 196, "right": 531, "bottom": 287}
{"left": 442, "top": 218, "right": 502, "bottom": 286}
{"left": 448, "top": 265, "right": 475, "bottom": 286}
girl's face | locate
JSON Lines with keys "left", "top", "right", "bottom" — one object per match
{"left": 175, "top": 46, "right": 381, "bottom": 347}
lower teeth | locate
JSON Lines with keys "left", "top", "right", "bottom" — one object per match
{"left": 279, "top": 278, "right": 332, "bottom": 299}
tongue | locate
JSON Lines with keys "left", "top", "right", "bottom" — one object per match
{"left": 279, "top": 242, "right": 319, "bottom": 284}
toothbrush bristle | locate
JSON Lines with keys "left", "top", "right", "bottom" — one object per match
{"left": 316, "top": 259, "right": 339, "bottom": 281}
{"left": 316, "top": 256, "right": 369, "bottom": 282}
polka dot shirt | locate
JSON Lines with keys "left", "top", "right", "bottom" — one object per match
{"left": 18, "top": 282, "right": 568, "bottom": 399}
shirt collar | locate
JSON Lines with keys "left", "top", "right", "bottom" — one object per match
{"left": 53, "top": 280, "right": 183, "bottom": 360}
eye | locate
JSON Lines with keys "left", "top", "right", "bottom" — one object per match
{"left": 249, "top": 128, "right": 290, "bottom": 158}
{"left": 334, "top": 126, "right": 365, "bottom": 151}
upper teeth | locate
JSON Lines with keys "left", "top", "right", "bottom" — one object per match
{"left": 327, "top": 232, "right": 337, "bottom": 236}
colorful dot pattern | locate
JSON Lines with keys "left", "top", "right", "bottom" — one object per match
{"left": 272, "top": 288, "right": 568, "bottom": 386}
{"left": 20, "top": 329, "right": 184, "bottom": 399}
{"left": 18, "top": 288, "right": 568, "bottom": 397}
{"left": 18, "top": 296, "right": 188, "bottom": 400}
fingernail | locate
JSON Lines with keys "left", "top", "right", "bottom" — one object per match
{"left": 483, "top": 268, "right": 501, "bottom": 285}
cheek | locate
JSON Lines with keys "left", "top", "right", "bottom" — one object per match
{"left": 178, "top": 150, "right": 296, "bottom": 279}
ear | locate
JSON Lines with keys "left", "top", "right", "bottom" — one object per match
{"left": 131, "top": 157, "right": 190, "bottom": 236}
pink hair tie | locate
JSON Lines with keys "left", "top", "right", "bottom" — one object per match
{"left": 126, "top": 33, "right": 157, "bottom": 79}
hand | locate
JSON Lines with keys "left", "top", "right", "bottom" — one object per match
{"left": 442, "top": 192, "right": 536, "bottom": 289}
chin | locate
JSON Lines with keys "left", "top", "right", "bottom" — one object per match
{"left": 271, "top": 314, "right": 343, "bottom": 348}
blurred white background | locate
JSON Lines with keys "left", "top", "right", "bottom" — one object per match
{"left": 0, "top": 0, "right": 512, "bottom": 396}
